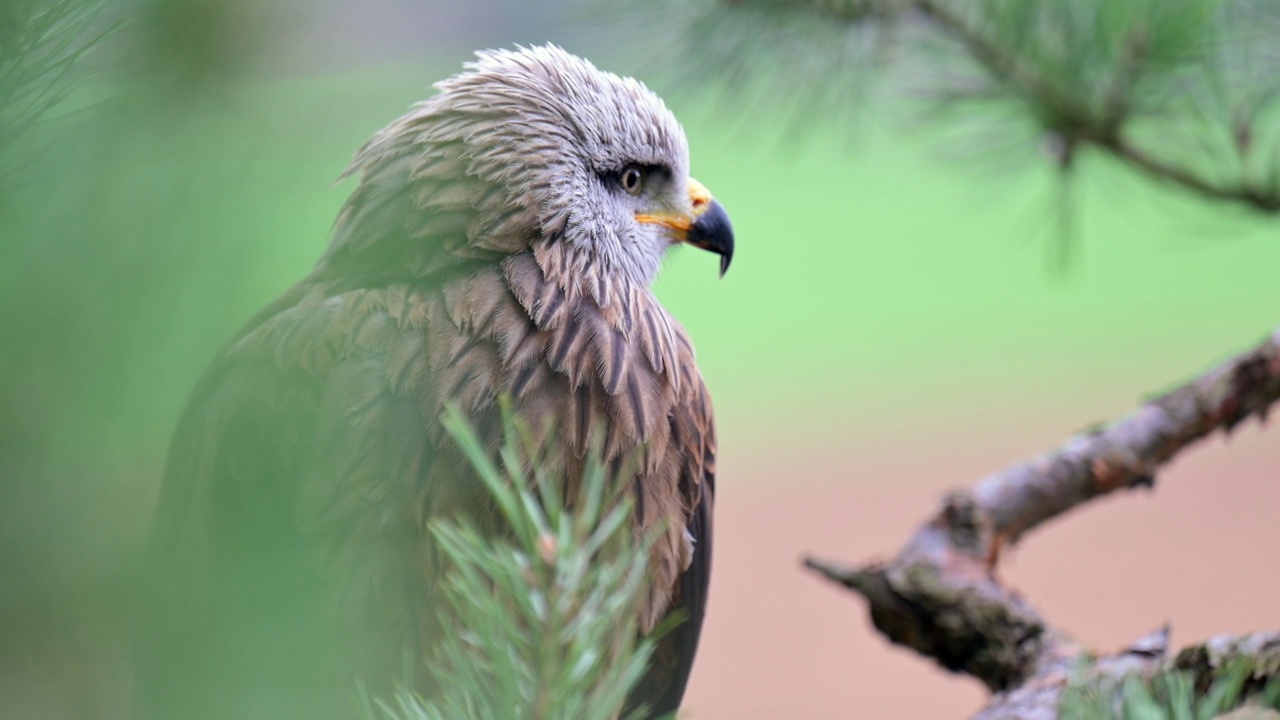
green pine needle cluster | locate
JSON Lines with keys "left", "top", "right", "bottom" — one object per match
{"left": 650, "top": 0, "right": 1280, "bottom": 236}
{"left": 362, "top": 403, "right": 667, "bottom": 720}
{"left": 1060, "top": 662, "right": 1280, "bottom": 720}
{"left": 0, "top": 0, "right": 113, "bottom": 185}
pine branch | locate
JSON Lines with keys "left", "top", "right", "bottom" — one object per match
{"left": 0, "top": 0, "right": 115, "bottom": 189}
{"left": 364, "top": 402, "right": 665, "bottom": 720}
{"left": 665, "top": 0, "right": 1280, "bottom": 218}
{"left": 912, "top": 0, "right": 1280, "bottom": 213}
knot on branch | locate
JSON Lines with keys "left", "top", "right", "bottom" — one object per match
{"left": 1220, "top": 345, "right": 1280, "bottom": 430}
{"left": 808, "top": 519, "right": 1062, "bottom": 692}
{"left": 939, "top": 492, "right": 992, "bottom": 556}
{"left": 889, "top": 558, "right": 1048, "bottom": 691}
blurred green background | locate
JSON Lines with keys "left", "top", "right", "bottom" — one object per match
{"left": 2, "top": 1, "right": 1278, "bottom": 718}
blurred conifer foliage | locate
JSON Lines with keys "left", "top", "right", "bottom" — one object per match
{"left": 650, "top": 0, "right": 1280, "bottom": 265}
{"left": 0, "top": 2, "right": 287, "bottom": 716}
{"left": 0, "top": 0, "right": 113, "bottom": 188}
{"left": 126, "top": 0, "right": 277, "bottom": 91}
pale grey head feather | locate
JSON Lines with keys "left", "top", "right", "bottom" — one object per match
{"left": 341, "top": 45, "right": 693, "bottom": 287}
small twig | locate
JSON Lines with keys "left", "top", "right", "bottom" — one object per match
{"left": 913, "top": 0, "right": 1091, "bottom": 128}
{"left": 805, "top": 502, "right": 1080, "bottom": 692}
{"left": 1100, "top": 137, "right": 1280, "bottom": 212}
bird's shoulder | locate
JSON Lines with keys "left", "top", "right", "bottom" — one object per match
{"left": 140, "top": 277, "right": 454, "bottom": 719}
{"left": 152, "top": 278, "right": 448, "bottom": 542}
{"left": 223, "top": 280, "right": 434, "bottom": 381}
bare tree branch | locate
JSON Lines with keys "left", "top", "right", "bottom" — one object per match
{"left": 805, "top": 328, "right": 1280, "bottom": 715}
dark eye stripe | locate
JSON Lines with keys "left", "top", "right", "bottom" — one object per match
{"left": 598, "top": 163, "right": 671, "bottom": 195}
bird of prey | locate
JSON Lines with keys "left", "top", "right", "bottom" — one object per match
{"left": 135, "top": 45, "right": 732, "bottom": 719}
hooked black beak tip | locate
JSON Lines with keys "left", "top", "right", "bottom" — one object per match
{"left": 687, "top": 199, "right": 734, "bottom": 278}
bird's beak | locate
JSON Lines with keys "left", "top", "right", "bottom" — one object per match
{"left": 636, "top": 178, "right": 735, "bottom": 277}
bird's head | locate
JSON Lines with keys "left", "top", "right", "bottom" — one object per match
{"left": 333, "top": 45, "right": 733, "bottom": 287}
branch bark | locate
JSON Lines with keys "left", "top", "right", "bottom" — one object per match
{"left": 805, "top": 328, "right": 1280, "bottom": 716}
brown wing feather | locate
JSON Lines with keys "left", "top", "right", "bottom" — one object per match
{"left": 136, "top": 282, "right": 443, "bottom": 720}
{"left": 622, "top": 325, "right": 717, "bottom": 717}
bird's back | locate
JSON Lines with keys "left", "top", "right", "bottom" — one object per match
{"left": 135, "top": 278, "right": 447, "bottom": 719}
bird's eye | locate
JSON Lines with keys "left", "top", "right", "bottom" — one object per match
{"left": 620, "top": 166, "right": 645, "bottom": 195}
